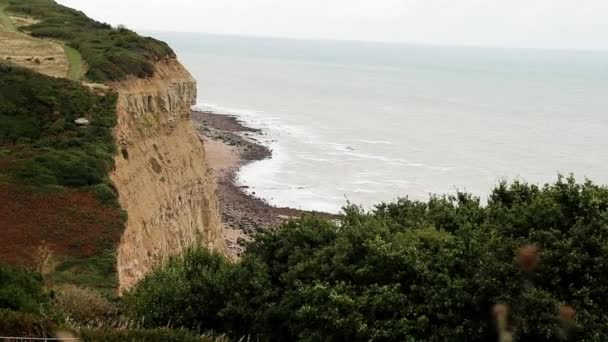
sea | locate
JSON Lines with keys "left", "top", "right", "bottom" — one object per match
{"left": 152, "top": 32, "right": 608, "bottom": 213}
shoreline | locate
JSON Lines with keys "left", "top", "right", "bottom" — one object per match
{"left": 191, "top": 110, "right": 333, "bottom": 256}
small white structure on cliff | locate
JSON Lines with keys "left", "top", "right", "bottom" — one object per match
{"left": 74, "top": 117, "right": 90, "bottom": 126}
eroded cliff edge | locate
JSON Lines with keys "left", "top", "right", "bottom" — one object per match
{"left": 110, "top": 59, "right": 224, "bottom": 291}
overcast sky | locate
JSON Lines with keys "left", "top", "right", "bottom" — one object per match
{"left": 58, "top": 0, "right": 607, "bottom": 50}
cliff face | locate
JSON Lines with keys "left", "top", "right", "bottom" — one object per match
{"left": 110, "top": 59, "right": 224, "bottom": 292}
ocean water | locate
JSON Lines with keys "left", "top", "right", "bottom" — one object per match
{"left": 152, "top": 32, "right": 608, "bottom": 213}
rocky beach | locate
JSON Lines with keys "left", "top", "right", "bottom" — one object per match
{"left": 192, "top": 110, "right": 332, "bottom": 256}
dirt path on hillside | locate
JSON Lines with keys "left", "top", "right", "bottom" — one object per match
{"left": 0, "top": 6, "right": 83, "bottom": 79}
{"left": 0, "top": 30, "right": 70, "bottom": 77}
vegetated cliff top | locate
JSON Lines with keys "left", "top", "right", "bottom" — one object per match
{"left": 5, "top": 0, "right": 176, "bottom": 82}
{"left": 1, "top": 0, "right": 198, "bottom": 294}
{"left": 0, "top": 63, "right": 125, "bottom": 292}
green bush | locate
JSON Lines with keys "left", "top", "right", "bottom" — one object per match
{"left": 0, "top": 265, "right": 47, "bottom": 313}
{"left": 0, "top": 64, "right": 117, "bottom": 189}
{"left": 51, "top": 285, "right": 117, "bottom": 326}
{"left": 0, "top": 309, "right": 54, "bottom": 338}
{"left": 49, "top": 250, "right": 119, "bottom": 294}
{"left": 125, "top": 248, "right": 234, "bottom": 331}
{"left": 17, "top": 149, "right": 107, "bottom": 186}
{"left": 127, "top": 176, "right": 607, "bottom": 341}
{"left": 6, "top": 0, "right": 175, "bottom": 82}
{"left": 91, "top": 183, "right": 119, "bottom": 206}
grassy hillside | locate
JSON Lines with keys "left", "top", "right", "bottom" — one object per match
{"left": 0, "top": 63, "right": 125, "bottom": 292}
{"left": 0, "top": 1, "right": 207, "bottom": 339}
{"left": 63, "top": 45, "right": 84, "bottom": 80}
{"left": 5, "top": 0, "right": 175, "bottom": 81}
{"left": 1, "top": 0, "right": 83, "bottom": 80}
{"left": 0, "top": 23, "right": 209, "bottom": 338}
{"left": 0, "top": 0, "right": 16, "bottom": 31}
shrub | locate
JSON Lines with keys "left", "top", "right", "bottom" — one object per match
{"left": 127, "top": 176, "right": 608, "bottom": 341}
{"left": 51, "top": 285, "right": 116, "bottom": 326}
{"left": 91, "top": 183, "right": 119, "bottom": 206}
{"left": 125, "top": 248, "right": 234, "bottom": 331}
{"left": 0, "top": 64, "right": 117, "bottom": 188}
{"left": 49, "top": 250, "right": 119, "bottom": 295}
{"left": 0, "top": 309, "right": 54, "bottom": 338}
{"left": 0, "top": 265, "right": 47, "bottom": 313}
{"left": 18, "top": 149, "right": 107, "bottom": 187}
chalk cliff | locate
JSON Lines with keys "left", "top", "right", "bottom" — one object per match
{"left": 110, "top": 59, "right": 224, "bottom": 292}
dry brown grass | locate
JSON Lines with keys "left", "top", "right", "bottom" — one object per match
{"left": 10, "top": 14, "right": 39, "bottom": 28}
{"left": 51, "top": 285, "right": 117, "bottom": 326}
{"left": 0, "top": 29, "right": 68, "bottom": 77}
{"left": 0, "top": 182, "right": 125, "bottom": 266}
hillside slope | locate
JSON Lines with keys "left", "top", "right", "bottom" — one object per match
{"left": 0, "top": 0, "right": 225, "bottom": 292}
{"left": 0, "top": 65, "right": 124, "bottom": 291}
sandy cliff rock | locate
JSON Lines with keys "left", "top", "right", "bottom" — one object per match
{"left": 110, "top": 59, "right": 224, "bottom": 292}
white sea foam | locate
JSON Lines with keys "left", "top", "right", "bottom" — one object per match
{"left": 327, "top": 143, "right": 354, "bottom": 152}
{"left": 333, "top": 150, "right": 452, "bottom": 173}
{"left": 349, "top": 179, "right": 388, "bottom": 186}
{"left": 328, "top": 150, "right": 407, "bottom": 163}
{"left": 429, "top": 166, "right": 456, "bottom": 172}
{"left": 352, "top": 188, "right": 386, "bottom": 194}
{"left": 199, "top": 100, "right": 463, "bottom": 213}
{"left": 195, "top": 102, "right": 308, "bottom": 138}
{"left": 355, "top": 139, "right": 394, "bottom": 145}
{"left": 300, "top": 156, "right": 332, "bottom": 163}
{"left": 388, "top": 180, "right": 411, "bottom": 185}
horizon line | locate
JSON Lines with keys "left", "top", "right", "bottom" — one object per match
{"left": 139, "top": 29, "right": 608, "bottom": 54}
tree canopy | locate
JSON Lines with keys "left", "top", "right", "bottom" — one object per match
{"left": 127, "top": 175, "right": 607, "bottom": 341}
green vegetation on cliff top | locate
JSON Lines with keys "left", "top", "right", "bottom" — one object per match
{"left": 0, "top": 63, "right": 125, "bottom": 293}
{"left": 63, "top": 45, "right": 84, "bottom": 81}
{"left": 5, "top": 0, "right": 175, "bottom": 81}
{"left": 0, "top": 63, "right": 117, "bottom": 187}
{"left": 0, "top": 0, "right": 16, "bottom": 31}
{"left": 0, "top": 0, "right": 173, "bottom": 313}
{"left": 0, "top": 2, "right": 192, "bottom": 339}
{"left": 127, "top": 176, "right": 608, "bottom": 341}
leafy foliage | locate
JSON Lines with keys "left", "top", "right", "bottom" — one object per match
{"left": 0, "top": 265, "right": 46, "bottom": 313}
{"left": 6, "top": 0, "right": 175, "bottom": 81}
{"left": 128, "top": 176, "right": 607, "bottom": 341}
{"left": 51, "top": 285, "right": 117, "bottom": 326}
{"left": 49, "top": 250, "right": 120, "bottom": 295}
{"left": 125, "top": 248, "right": 235, "bottom": 330}
{"left": 0, "top": 309, "right": 54, "bottom": 338}
{"left": 0, "top": 63, "right": 117, "bottom": 191}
